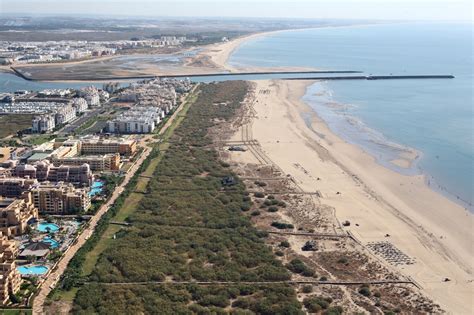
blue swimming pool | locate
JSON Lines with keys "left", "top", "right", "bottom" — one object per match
{"left": 17, "top": 265, "right": 49, "bottom": 275}
{"left": 89, "top": 181, "right": 104, "bottom": 197}
{"left": 37, "top": 222, "right": 59, "bottom": 233}
{"left": 42, "top": 236, "right": 60, "bottom": 249}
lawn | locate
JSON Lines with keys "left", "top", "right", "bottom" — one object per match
{"left": 0, "top": 114, "right": 34, "bottom": 139}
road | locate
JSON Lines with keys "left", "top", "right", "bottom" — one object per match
{"left": 58, "top": 106, "right": 107, "bottom": 136}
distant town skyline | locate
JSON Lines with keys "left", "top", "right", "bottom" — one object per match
{"left": 0, "top": 0, "right": 472, "bottom": 21}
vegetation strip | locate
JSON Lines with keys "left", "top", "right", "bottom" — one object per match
{"left": 46, "top": 86, "right": 198, "bottom": 302}
{"left": 67, "top": 81, "right": 304, "bottom": 314}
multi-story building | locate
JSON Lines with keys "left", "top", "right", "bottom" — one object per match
{"left": 12, "top": 161, "right": 93, "bottom": 187}
{"left": 72, "top": 98, "right": 88, "bottom": 114}
{"left": 80, "top": 138, "right": 136, "bottom": 156}
{"left": 78, "top": 87, "right": 100, "bottom": 107}
{"left": 106, "top": 106, "right": 162, "bottom": 134}
{"left": 0, "top": 178, "right": 38, "bottom": 198}
{"left": 103, "top": 82, "right": 120, "bottom": 93}
{"left": 98, "top": 90, "right": 109, "bottom": 102}
{"left": 46, "top": 164, "right": 93, "bottom": 186}
{"left": 51, "top": 153, "right": 120, "bottom": 171}
{"left": 32, "top": 114, "right": 55, "bottom": 133}
{"left": 0, "top": 193, "right": 38, "bottom": 237}
{"left": 11, "top": 164, "right": 36, "bottom": 179}
{"left": 31, "top": 182, "right": 91, "bottom": 214}
{"left": 0, "top": 231, "right": 21, "bottom": 305}
{"left": 107, "top": 117, "right": 156, "bottom": 134}
{"left": 54, "top": 103, "right": 76, "bottom": 125}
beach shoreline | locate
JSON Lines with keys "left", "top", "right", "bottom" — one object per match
{"left": 210, "top": 32, "right": 473, "bottom": 313}
{"left": 240, "top": 79, "right": 472, "bottom": 314}
{"left": 200, "top": 23, "right": 388, "bottom": 73}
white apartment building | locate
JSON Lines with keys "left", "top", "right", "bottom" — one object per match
{"left": 107, "top": 118, "right": 155, "bottom": 134}
{"left": 32, "top": 114, "right": 56, "bottom": 133}
{"left": 55, "top": 104, "right": 76, "bottom": 125}
{"left": 78, "top": 87, "right": 101, "bottom": 107}
{"left": 106, "top": 106, "right": 162, "bottom": 134}
{"left": 84, "top": 93, "right": 100, "bottom": 107}
{"left": 72, "top": 98, "right": 88, "bottom": 113}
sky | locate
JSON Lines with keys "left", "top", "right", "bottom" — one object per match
{"left": 0, "top": 0, "right": 472, "bottom": 21}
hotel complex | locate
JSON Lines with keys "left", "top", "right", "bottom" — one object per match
{"left": 31, "top": 182, "right": 91, "bottom": 214}
{"left": 0, "top": 193, "right": 38, "bottom": 237}
{"left": 0, "top": 232, "right": 21, "bottom": 305}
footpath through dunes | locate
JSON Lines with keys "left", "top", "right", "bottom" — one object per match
{"left": 56, "top": 81, "right": 304, "bottom": 314}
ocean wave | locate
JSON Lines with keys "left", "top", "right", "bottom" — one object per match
{"left": 304, "top": 82, "right": 421, "bottom": 175}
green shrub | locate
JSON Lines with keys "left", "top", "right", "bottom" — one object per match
{"left": 303, "top": 296, "right": 334, "bottom": 312}
{"left": 324, "top": 306, "right": 344, "bottom": 315}
{"left": 359, "top": 286, "right": 371, "bottom": 297}
{"left": 280, "top": 241, "right": 290, "bottom": 248}
{"left": 254, "top": 181, "right": 267, "bottom": 187}
{"left": 254, "top": 192, "right": 265, "bottom": 198}
{"left": 240, "top": 204, "right": 251, "bottom": 211}
{"left": 251, "top": 210, "right": 261, "bottom": 216}
{"left": 232, "top": 298, "right": 251, "bottom": 309}
{"left": 301, "top": 285, "right": 313, "bottom": 293}
{"left": 198, "top": 294, "right": 230, "bottom": 308}
{"left": 337, "top": 257, "right": 348, "bottom": 264}
{"left": 302, "top": 269, "right": 315, "bottom": 277}
{"left": 268, "top": 206, "right": 278, "bottom": 212}
{"left": 286, "top": 259, "right": 313, "bottom": 276}
{"left": 271, "top": 221, "right": 294, "bottom": 229}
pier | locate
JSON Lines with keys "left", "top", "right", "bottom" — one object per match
{"left": 9, "top": 66, "right": 455, "bottom": 82}
{"left": 285, "top": 74, "right": 455, "bottom": 81}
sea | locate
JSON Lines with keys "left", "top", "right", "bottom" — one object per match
{"left": 228, "top": 22, "right": 473, "bottom": 208}
{"left": 0, "top": 22, "right": 472, "bottom": 207}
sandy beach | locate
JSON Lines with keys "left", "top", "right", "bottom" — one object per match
{"left": 200, "top": 30, "right": 319, "bottom": 73}
{"left": 206, "top": 33, "right": 473, "bottom": 313}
